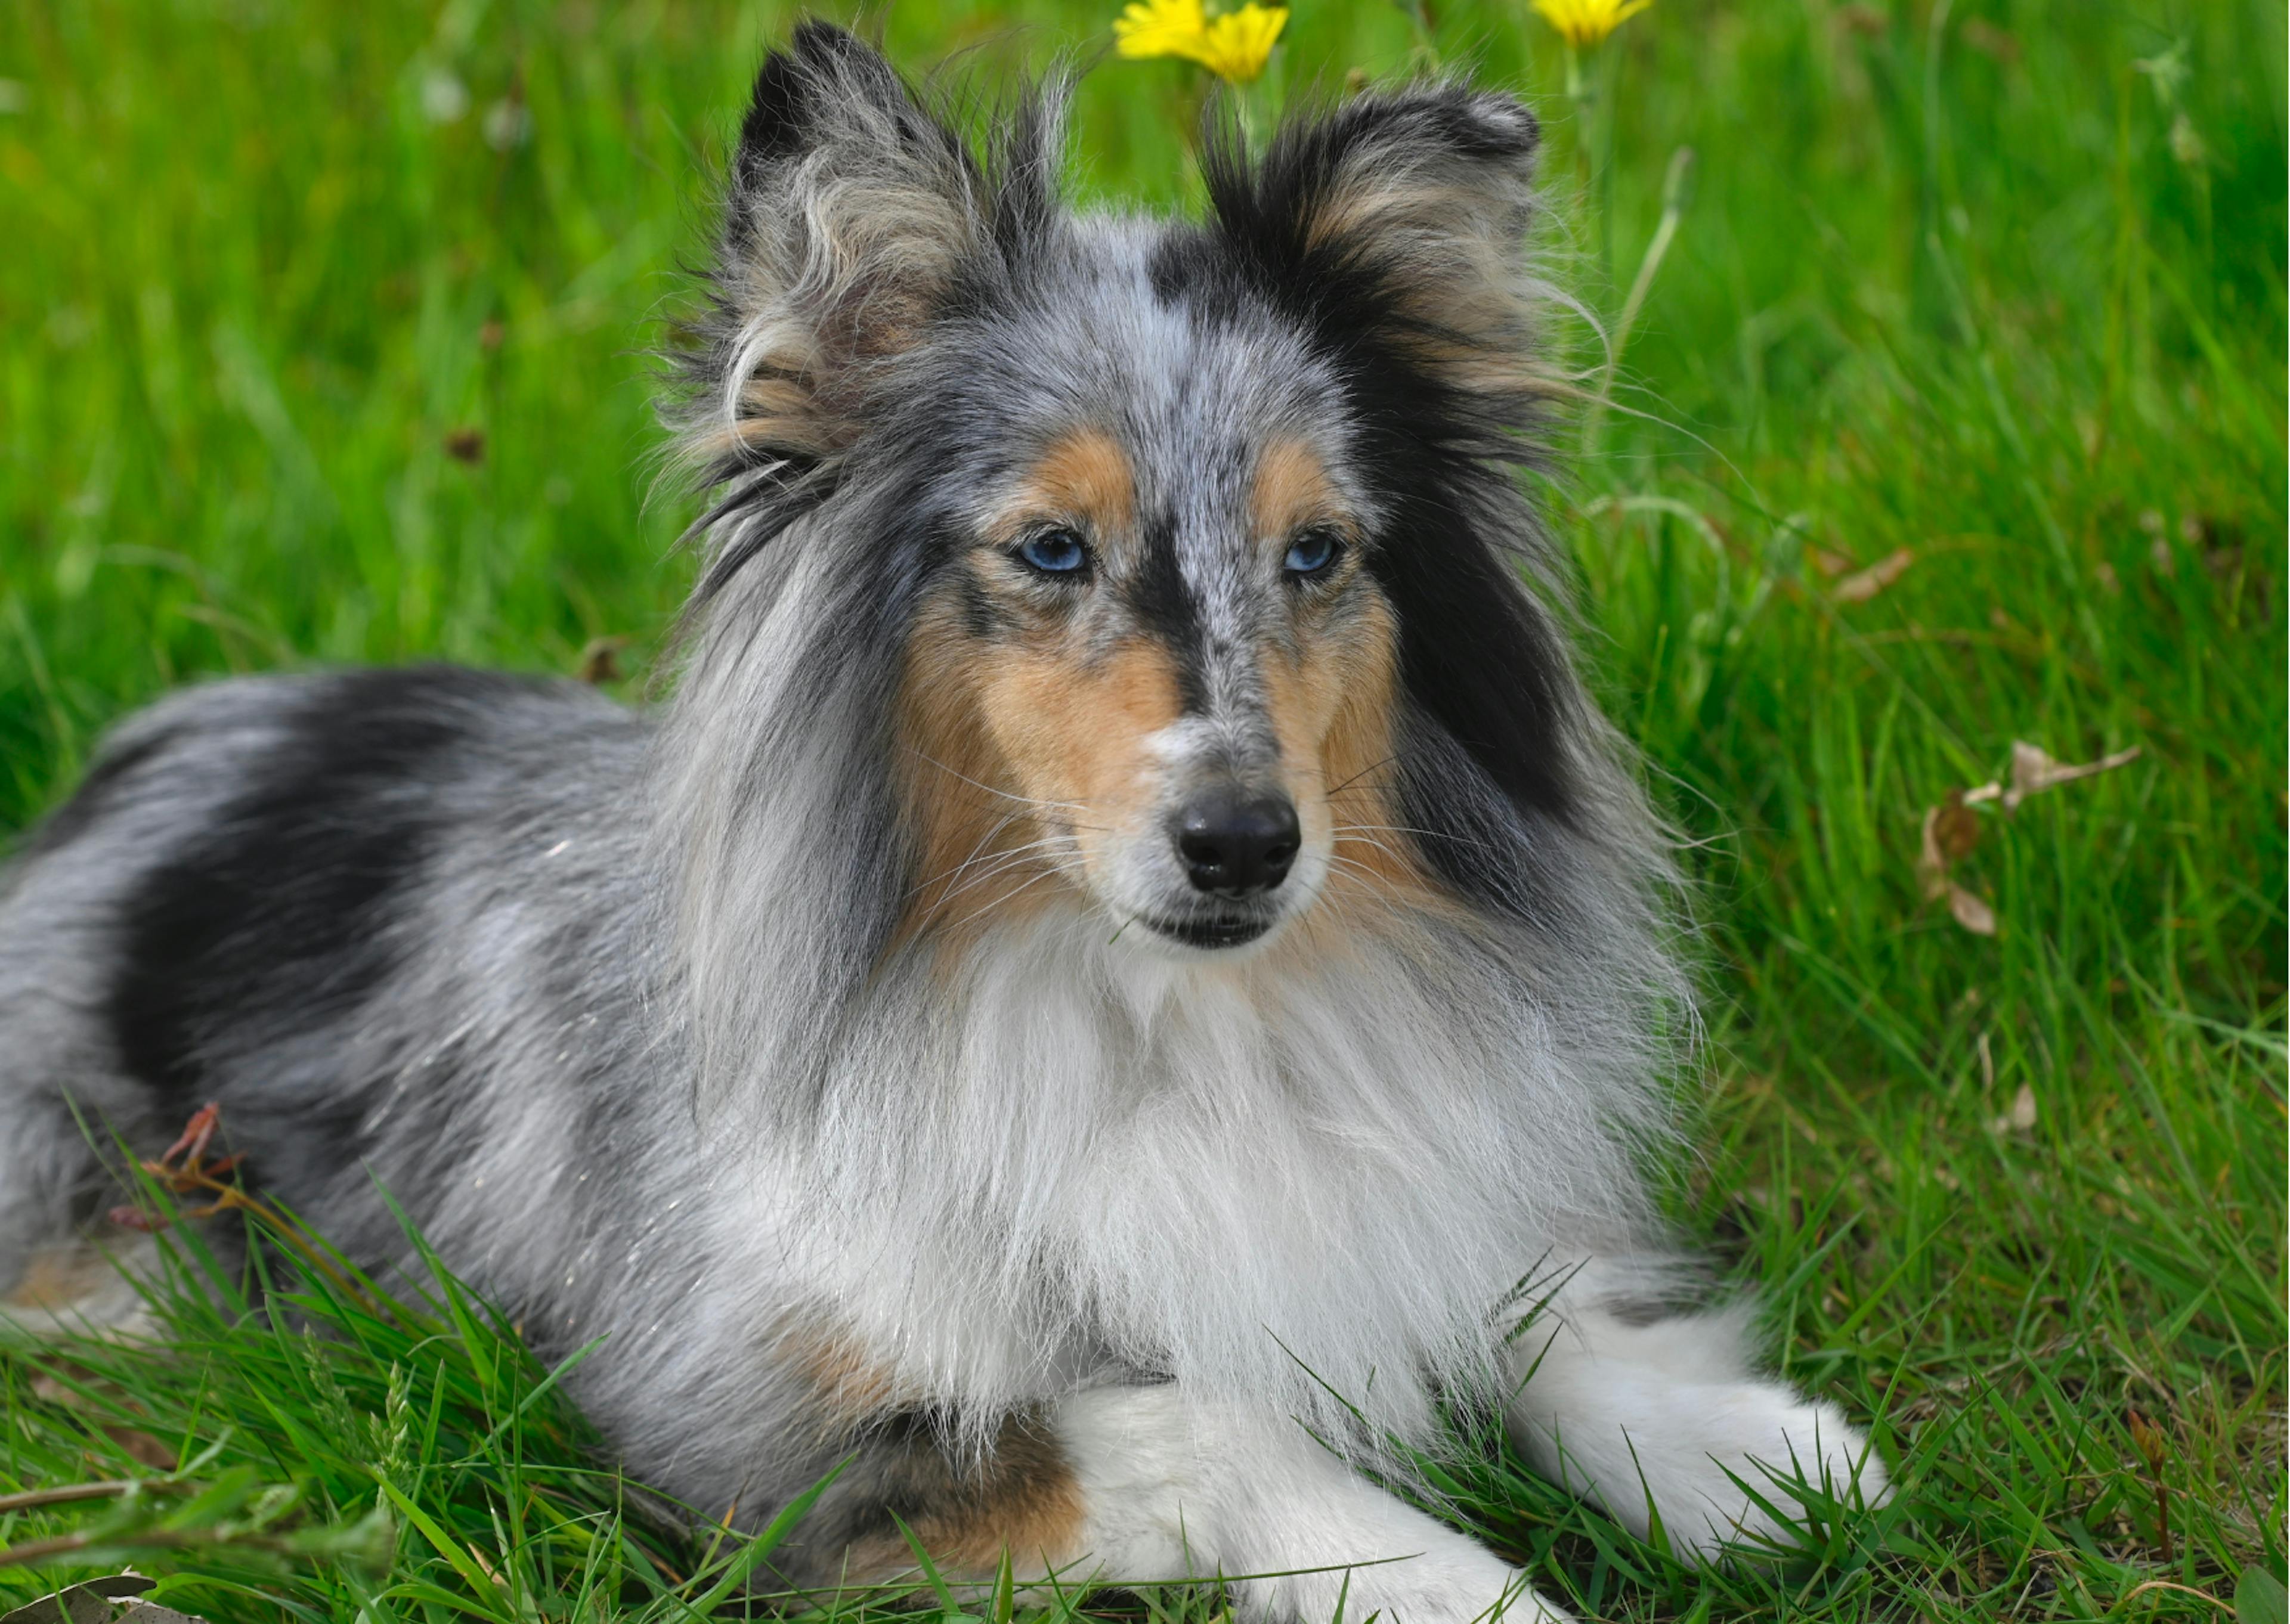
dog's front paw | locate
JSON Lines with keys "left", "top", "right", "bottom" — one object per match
{"left": 1585, "top": 1381, "right": 1888, "bottom": 1558}
{"left": 1267, "top": 1552, "right": 1569, "bottom": 1624}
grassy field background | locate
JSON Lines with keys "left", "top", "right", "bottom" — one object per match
{"left": 1, "top": 1, "right": 2283, "bottom": 1620}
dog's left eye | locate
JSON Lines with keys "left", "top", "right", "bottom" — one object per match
{"left": 1283, "top": 528, "right": 1342, "bottom": 578}
{"left": 1016, "top": 529, "right": 1090, "bottom": 575}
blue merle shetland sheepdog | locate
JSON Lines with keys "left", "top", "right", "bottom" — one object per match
{"left": 0, "top": 24, "right": 1884, "bottom": 1619}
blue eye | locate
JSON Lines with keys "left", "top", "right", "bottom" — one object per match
{"left": 1283, "top": 528, "right": 1342, "bottom": 577}
{"left": 1017, "top": 529, "right": 1089, "bottom": 575}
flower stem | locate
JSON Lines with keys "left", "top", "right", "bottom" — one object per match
{"left": 1587, "top": 144, "right": 1694, "bottom": 449}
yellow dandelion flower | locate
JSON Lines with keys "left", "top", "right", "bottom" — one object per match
{"left": 1530, "top": 0, "right": 1652, "bottom": 49}
{"left": 1115, "top": 0, "right": 1212, "bottom": 61}
{"left": 1192, "top": 4, "right": 1288, "bottom": 83}
{"left": 1115, "top": 0, "right": 1288, "bottom": 86}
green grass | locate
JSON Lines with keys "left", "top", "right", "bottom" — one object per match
{"left": 1, "top": 1, "right": 2283, "bottom": 1620}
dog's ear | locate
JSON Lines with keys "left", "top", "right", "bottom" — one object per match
{"left": 1203, "top": 85, "right": 1545, "bottom": 418}
{"left": 679, "top": 23, "right": 986, "bottom": 484}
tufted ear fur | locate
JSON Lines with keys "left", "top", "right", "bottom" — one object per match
{"left": 1200, "top": 85, "right": 1548, "bottom": 426}
{"left": 672, "top": 24, "right": 988, "bottom": 498}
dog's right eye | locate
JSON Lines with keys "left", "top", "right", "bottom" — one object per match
{"left": 1016, "top": 529, "right": 1090, "bottom": 576}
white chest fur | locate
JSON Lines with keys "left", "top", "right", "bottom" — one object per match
{"left": 713, "top": 905, "right": 1657, "bottom": 1447}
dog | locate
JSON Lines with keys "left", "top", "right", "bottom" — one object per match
{"left": 0, "top": 23, "right": 1884, "bottom": 1619}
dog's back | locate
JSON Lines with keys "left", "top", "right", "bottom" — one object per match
{"left": 0, "top": 666, "right": 652, "bottom": 1321}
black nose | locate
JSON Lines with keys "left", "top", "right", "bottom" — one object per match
{"left": 1175, "top": 791, "right": 1301, "bottom": 898}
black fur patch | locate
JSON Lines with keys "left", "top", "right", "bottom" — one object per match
{"left": 1124, "top": 513, "right": 1214, "bottom": 715}
{"left": 736, "top": 25, "right": 838, "bottom": 183}
{"left": 1390, "top": 709, "right": 1568, "bottom": 925}
{"left": 1361, "top": 477, "right": 1580, "bottom": 825}
{"left": 105, "top": 667, "right": 528, "bottom": 1139}
{"left": 735, "top": 23, "right": 914, "bottom": 203}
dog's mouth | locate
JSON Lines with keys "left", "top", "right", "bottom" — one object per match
{"left": 1135, "top": 911, "right": 1274, "bottom": 950}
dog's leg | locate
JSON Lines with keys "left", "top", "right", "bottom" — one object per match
{"left": 0, "top": 1230, "right": 166, "bottom": 1341}
{"left": 1502, "top": 1267, "right": 1887, "bottom": 1558}
{"left": 780, "top": 1384, "right": 1567, "bottom": 1623}
{"left": 0, "top": 1086, "right": 168, "bottom": 1341}
{"left": 1058, "top": 1384, "right": 1565, "bottom": 1623}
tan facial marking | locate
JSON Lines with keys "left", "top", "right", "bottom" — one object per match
{"left": 893, "top": 426, "right": 1156, "bottom": 952}
{"left": 1251, "top": 441, "right": 1431, "bottom": 913}
{"left": 1258, "top": 593, "right": 1448, "bottom": 921}
{"left": 971, "top": 637, "right": 1183, "bottom": 819}
{"left": 892, "top": 610, "right": 1064, "bottom": 953}
{"left": 988, "top": 426, "right": 1135, "bottom": 541}
{"left": 1251, "top": 436, "right": 1345, "bottom": 541}
{"left": 896, "top": 571, "right": 1184, "bottom": 951}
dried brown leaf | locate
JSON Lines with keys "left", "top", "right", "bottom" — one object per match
{"left": 2127, "top": 1408, "right": 2167, "bottom": 1470}
{"left": 1917, "top": 789, "right": 1987, "bottom": 921}
{"left": 104, "top": 1428, "right": 175, "bottom": 1471}
{"left": 576, "top": 636, "right": 627, "bottom": 686}
{"left": 1, "top": 1576, "right": 161, "bottom": 1624}
{"left": 23, "top": 1377, "right": 174, "bottom": 1470}
{"left": 1916, "top": 807, "right": 1950, "bottom": 901}
{"left": 1946, "top": 884, "right": 1998, "bottom": 937}
{"left": 1988, "top": 1081, "right": 2036, "bottom": 1133}
{"left": 2126, "top": 1408, "right": 2176, "bottom": 1561}
{"left": 1832, "top": 547, "right": 1915, "bottom": 604}
{"left": 1932, "top": 790, "right": 1980, "bottom": 862}
{"left": 113, "top": 1603, "right": 207, "bottom": 1624}
{"left": 2003, "top": 740, "right": 2143, "bottom": 811}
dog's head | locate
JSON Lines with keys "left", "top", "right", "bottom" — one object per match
{"left": 670, "top": 23, "right": 1601, "bottom": 960}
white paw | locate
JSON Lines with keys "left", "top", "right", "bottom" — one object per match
{"left": 1524, "top": 1374, "right": 1888, "bottom": 1558}
{"left": 1263, "top": 1549, "right": 1570, "bottom": 1624}
{"left": 1652, "top": 1384, "right": 1887, "bottom": 1556}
